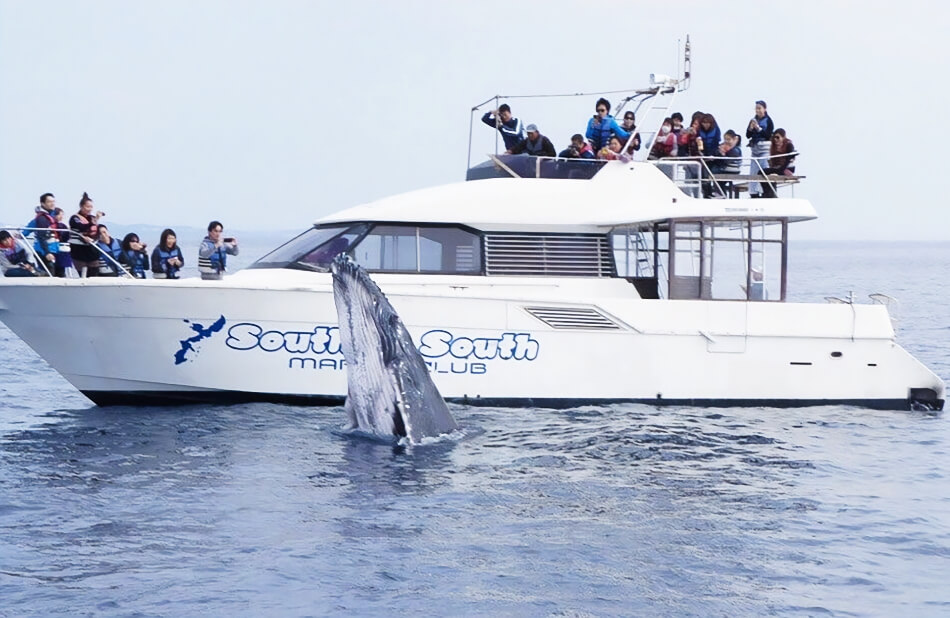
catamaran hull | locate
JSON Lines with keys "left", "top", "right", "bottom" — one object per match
{"left": 0, "top": 277, "right": 943, "bottom": 411}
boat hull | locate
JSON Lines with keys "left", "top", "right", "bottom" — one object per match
{"left": 0, "top": 276, "right": 944, "bottom": 411}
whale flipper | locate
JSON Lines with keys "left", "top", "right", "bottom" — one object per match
{"left": 331, "top": 255, "right": 458, "bottom": 443}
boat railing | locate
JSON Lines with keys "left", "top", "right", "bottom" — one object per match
{"left": 1, "top": 225, "right": 134, "bottom": 278}
{"left": 469, "top": 153, "right": 802, "bottom": 198}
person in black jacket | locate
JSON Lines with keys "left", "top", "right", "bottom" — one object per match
{"left": 509, "top": 124, "right": 557, "bottom": 157}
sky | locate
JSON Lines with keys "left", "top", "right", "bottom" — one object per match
{"left": 1, "top": 0, "right": 948, "bottom": 240}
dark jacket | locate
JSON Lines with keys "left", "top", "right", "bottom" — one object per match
{"left": 481, "top": 112, "right": 525, "bottom": 151}
{"left": 510, "top": 134, "right": 557, "bottom": 157}
{"left": 746, "top": 114, "right": 774, "bottom": 146}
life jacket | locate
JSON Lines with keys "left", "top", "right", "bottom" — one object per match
{"left": 198, "top": 238, "right": 227, "bottom": 277}
{"left": 97, "top": 239, "right": 122, "bottom": 275}
{"left": 31, "top": 210, "right": 59, "bottom": 256}
{"left": 69, "top": 214, "right": 98, "bottom": 249}
{"left": 122, "top": 249, "right": 148, "bottom": 278}
{"left": 154, "top": 246, "right": 182, "bottom": 279}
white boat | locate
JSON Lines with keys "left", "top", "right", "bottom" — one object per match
{"left": 0, "top": 67, "right": 944, "bottom": 411}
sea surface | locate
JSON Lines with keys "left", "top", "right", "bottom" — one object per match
{"left": 1, "top": 240, "right": 948, "bottom": 617}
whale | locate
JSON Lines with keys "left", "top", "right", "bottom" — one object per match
{"left": 330, "top": 255, "right": 459, "bottom": 444}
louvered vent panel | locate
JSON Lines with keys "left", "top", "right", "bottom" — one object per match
{"left": 524, "top": 306, "right": 622, "bottom": 330}
{"left": 484, "top": 234, "right": 613, "bottom": 277}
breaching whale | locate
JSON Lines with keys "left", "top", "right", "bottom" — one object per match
{"left": 330, "top": 255, "right": 459, "bottom": 444}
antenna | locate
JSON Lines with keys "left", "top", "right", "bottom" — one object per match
{"left": 680, "top": 35, "right": 691, "bottom": 92}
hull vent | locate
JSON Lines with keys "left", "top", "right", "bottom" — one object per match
{"left": 484, "top": 234, "right": 613, "bottom": 277}
{"left": 524, "top": 306, "right": 623, "bottom": 330}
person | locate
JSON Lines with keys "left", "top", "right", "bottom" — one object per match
{"left": 710, "top": 130, "right": 742, "bottom": 197}
{"left": 585, "top": 98, "right": 629, "bottom": 153}
{"left": 620, "top": 111, "right": 641, "bottom": 154}
{"left": 68, "top": 192, "right": 104, "bottom": 276}
{"left": 711, "top": 130, "right": 742, "bottom": 174}
{"left": 760, "top": 128, "right": 797, "bottom": 198}
{"left": 697, "top": 114, "right": 722, "bottom": 198}
{"left": 151, "top": 228, "right": 185, "bottom": 279}
{"left": 481, "top": 103, "right": 525, "bottom": 152}
{"left": 29, "top": 192, "right": 59, "bottom": 273}
{"left": 558, "top": 134, "right": 595, "bottom": 159}
{"left": 53, "top": 207, "right": 72, "bottom": 277}
{"left": 198, "top": 220, "right": 239, "bottom": 280}
{"left": 96, "top": 224, "right": 123, "bottom": 276}
{"left": 508, "top": 124, "right": 557, "bottom": 157}
{"left": 0, "top": 230, "right": 38, "bottom": 277}
{"left": 597, "top": 136, "right": 631, "bottom": 162}
{"left": 119, "top": 232, "right": 149, "bottom": 278}
{"left": 745, "top": 100, "right": 774, "bottom": 197}
{"left": 648, "top": 117, "right": 677, "bottom": 160}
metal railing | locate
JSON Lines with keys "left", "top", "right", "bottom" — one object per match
{"left": 2, "top": 225, "right": 134, "bottom": 278}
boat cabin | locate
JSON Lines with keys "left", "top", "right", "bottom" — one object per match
{"left": 250, "top": 160, "right": 814, "bottom": 303}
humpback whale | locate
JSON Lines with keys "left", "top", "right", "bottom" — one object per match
{"left": 330, "top": 255, "right": 459, "bottom": 444}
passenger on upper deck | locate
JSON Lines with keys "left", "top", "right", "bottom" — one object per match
{"left": 481, "top": 104, "right": 525, "bottom": 152}
{"left": 151, "top": 228, "right": 184, "bottom": 279}
{"left": 648, "top": 118, "right": 677, "bottom": 160}
{"left": 69, "top": 192, "right": 104, "bottom": 277}
{"left": 760, "top": 128, "right": 797, "bottom": 198}
{"left": 199, "top": 220, "right": 239, "bottom": 280}
{"left": 620, "top": 111, "right": 641, "bottom": 154}
{"left": 746, "top": 100, "right": 774, "bottom": 197}
{"left": 0, "top": 230, "right": 37, "bottom": 277}
{"left": 597, "top": 136, "right": 632, "bottom": 162}
{"left": 697, "top": 114, "right": 721, "bottom": 156}
{"left": 509, "top": 124, "right": 557, "bottom": 157}
{"left": 586, "top": 98, "right": 630, "bottom": 153}
{"left": 711, "top": 130, "right": 742, "bottom": 174}
{"left": 558, "top": 134, "right": 595, "bottom": 159}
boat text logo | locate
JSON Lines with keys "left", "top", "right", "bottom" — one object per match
{"left": 222, "top": 322, "right": 539, "bottom": 374}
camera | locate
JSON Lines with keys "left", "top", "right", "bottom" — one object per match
{"left": 223, "top": 237, "right": 235, "bottom": 243}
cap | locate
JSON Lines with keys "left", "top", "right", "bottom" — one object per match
{"left": 755, "top": 99, "right": 767, "bottom": 108}
{"left": 525, "top": 123, "right": 538, "bottom": 133}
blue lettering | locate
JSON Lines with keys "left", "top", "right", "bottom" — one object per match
{"left": 226, "top": 323, "right": 262, "bottom": 350}
{"left": 450, "top": 337, "right": 474, "bottom": 359}
{"left": 419, "top": 330, "right": 452, "bottom": 357}
{"left": 259, "top": 331, "right": 285, "bottom": 352}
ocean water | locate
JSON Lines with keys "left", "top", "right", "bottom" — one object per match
{"left": 0, "top": 241, "right": 948, "bottom": 617}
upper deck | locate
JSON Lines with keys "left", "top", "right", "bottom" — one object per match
{"left": 316, "top": 161, "right": 816, "bottom": 234}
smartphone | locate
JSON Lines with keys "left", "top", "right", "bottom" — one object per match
{"left": 223, "top": 237, "right": 235, "bottom": 243}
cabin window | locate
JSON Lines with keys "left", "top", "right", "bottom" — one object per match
{"left": 351, "top": 225, "right": 482, "bottom": 274}
{"left": 248, "top": 224, "right": 371, "bottom": 271}
{"left": 668, "top": 219, "right": 787, "bottom": 301}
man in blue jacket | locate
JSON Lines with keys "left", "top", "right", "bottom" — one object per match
{"left": 481, "top": 104, "right": 525, "bottom": 152}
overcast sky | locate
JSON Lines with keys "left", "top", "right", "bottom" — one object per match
{"left": 1, "top": 0, "right": 947, "bottom": 240}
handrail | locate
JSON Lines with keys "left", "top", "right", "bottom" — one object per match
{"left": 2, "top": 225, "right": 134, "bottom": 278}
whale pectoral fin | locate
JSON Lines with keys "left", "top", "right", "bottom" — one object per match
{"left": 391, "top": 399, "right": 407, "bottom": 438}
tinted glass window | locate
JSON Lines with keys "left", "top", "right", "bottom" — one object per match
{"left": 351, "top": 225, "right": 482, "bottom": 274}
{"left": 249, "top": 224, "right": 369, "bottom": 270}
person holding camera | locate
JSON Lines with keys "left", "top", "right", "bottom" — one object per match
{"left": 198, "top": 220, "right": 239, "bottom": 280}
{"left": 746, "top": 100, "right": 774, "bottom": 197}
{"left": 558, "top": 134, "right": 595, "bottom": 159}
{"left": 481, "top": 103, "right": 525, "bottom": 152}
{"left": 119, "top": 232, "right": 149, "bottom": 279}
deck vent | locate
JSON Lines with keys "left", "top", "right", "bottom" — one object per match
{"left": 524, "top": 306, "right": 623, "bottom": 330}
{"left": 484, "top": 233, "right": 613, "bottom": 277}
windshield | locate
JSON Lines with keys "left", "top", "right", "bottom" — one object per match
{"left": 249, "top": 224, "right": 370, "bottom": 270}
